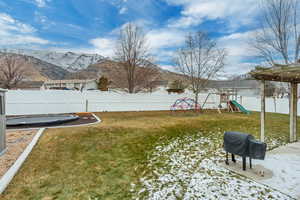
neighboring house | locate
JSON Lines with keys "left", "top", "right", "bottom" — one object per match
{"left": 152, "top": 80, "right": 169, "bottom": 87}
{"left": 0, "top": 81, "right": 45, "bottom": 90}
{"left": 15, "top": 81, "right": 45, "bottom": 90}
{"left": 206, "top": 80, "right": 264, "bottom": 97}
{"left": 42, "top": 79, "right": 98, "bottom": 90}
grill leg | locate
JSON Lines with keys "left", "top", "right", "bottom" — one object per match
{"left": 225, "top": 152, "right": 229, "bottom": 165}
{"left": 249, "top": 157, "right": 252, "bottom": 169}
{"left": 242, "top": 157, "right": 246, "bottom": 171}
{"left": 232, "top": 154, "right": 236, "bottom": 163}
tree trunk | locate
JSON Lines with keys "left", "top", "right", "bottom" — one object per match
{"left": 128, "top": 82, "right": 134, "bottom": 93}
{"left": 128, "top": 75, "right": 134, "bottom": 93}
{"left": 195, "top": 92, "right": 199, "bottom": 112}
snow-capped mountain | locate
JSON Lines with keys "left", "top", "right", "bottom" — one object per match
{"left": 0, "top": 52, "right": 69, "bottom": 81}
{"left": 1, "top": 49, "right": 107, "bottom": 72}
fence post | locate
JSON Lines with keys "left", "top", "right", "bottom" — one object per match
{"left": 0, "top": 90, "right": 6, "bottom": 156}
{"left": 85, "top": 100, "right": 89, "bottom": 112}
{"left": 273, "top": 97, "right": 276, "bottom": 113}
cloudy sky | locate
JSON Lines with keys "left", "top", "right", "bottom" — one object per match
{"left": 0, "top": 0, "right": 263, "bottom": 76}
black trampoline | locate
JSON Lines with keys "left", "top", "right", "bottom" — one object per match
{"left": 7, "top": 114, "right": 80, "bottom": 127}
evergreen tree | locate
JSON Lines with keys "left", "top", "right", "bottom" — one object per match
{"left": 98, "top": 76, "right": 109, "bottom": 91}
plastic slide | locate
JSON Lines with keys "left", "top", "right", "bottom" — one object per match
{"left": 230, "top": 100, "right": 251, "bottom": 114}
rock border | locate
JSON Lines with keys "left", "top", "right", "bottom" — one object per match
{"left": 0, "top": 128, "right": 45, "bottom": 194}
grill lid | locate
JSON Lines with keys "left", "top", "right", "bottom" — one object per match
{"left": 223, "top": 132, "right": 254, "bottom": 157}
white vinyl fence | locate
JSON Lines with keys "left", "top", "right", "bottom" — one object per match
{"left": 6, "top": 90, "right": 220, "bottom": 115}
{"left": 238, "top": 96, "right": 299, "bottom": 115}
{"left": 6, "top": 90, "right": 297, "bottom": 116}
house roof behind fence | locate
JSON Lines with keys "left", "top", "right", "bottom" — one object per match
{"left": 207, "top": 79, "right": 260, "bottom": 89}
{"left": 44, "top": 79, "right": 96, "bottom": 84}
{"left": 16, "top": 81, "right": 45, "bottom": 89}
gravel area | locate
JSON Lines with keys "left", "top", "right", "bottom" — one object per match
{"left": 0, "top": 130, "right": 37, "bottom": 178}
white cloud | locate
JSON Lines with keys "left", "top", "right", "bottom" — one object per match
{"left": 0, "top": 13, "right": 35, "bottom": 33}
{"left": 165, "top": 0, "right": 258, "bottom": 29}
{"left": 34, "top": 0, "right": 50, "bottom": 8}
{"left": 218, "top": 31, "right": 257, "bottom": 57}
{"left": 0, "top": 13, "right": 50, "bottom": 46}
{"left": 217, "top": 30, "right": 259, "bottom": 75}
{"left": 160, "top": 64, "right": 177, "bottom": 72}
{"left": 110, "top": 20, "right": 154, "bottom": 36}
{"left": 145, "top": 28, "right": 185, "bottom": 64}
{"left": 0, "top": 35, "right": 49, "bottom": 45}
{"left": 119, "top": 7, "right": 128, "bottom": 14}
{"left": 146, "top": 28, "right": 185, "bottom": 49}
{"left": 89, "top": 37, "right": 116, "bottom": 57}
{"left": 34, "top": 11, "right": 56, "bottom": 30}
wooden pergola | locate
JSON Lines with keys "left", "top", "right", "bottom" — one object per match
{"left": 250, "top": 63, "right": 300, "bottom": 143}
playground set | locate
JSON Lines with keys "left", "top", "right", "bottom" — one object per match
{"left": 170, "top": 97, "right": 201, "bottom": 112}
{"left": 220, "top": 90, "right": 250, "bottom": 114}
{"left": 170, "top": 90, "right": 250, "bottom": 114}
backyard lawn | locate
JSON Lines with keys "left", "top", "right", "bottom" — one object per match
{"left": 1, "top": 111, "right": 297, "bottom": 200}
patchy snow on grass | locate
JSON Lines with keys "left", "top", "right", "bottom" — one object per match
{"left": 265, "top": 136, "right": 288, "bottom": 150}
{"left": 132, "top": 133, "right": 293, "bottom": 200}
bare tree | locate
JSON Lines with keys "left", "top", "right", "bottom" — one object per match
{"left": 175, "top": 31, "right": 227, "bottom": 107}
{"left": 134, "top": 65, "right": 161, "bottom": 93}
{"left": 253, "top": 0, "right": 300, "bottom": 65}
{"left": 115, "top": 23, "right": 156, "bottom": 93}
{"left": 0, "top": 54, "right": 26, "bottom": 89}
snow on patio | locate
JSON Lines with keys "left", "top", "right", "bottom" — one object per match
{"left": 132, "top": 133, "right": 294, "bottom": 200}
{"left": 254, "top": 142, "right": 300, "bottom": 199}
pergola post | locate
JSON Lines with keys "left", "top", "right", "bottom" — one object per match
{"left": 250, "top": 62, "right": 300, "bottom": 144}
{"left": 260, "top": 80, "right": 265, "bottom": 142}
{"left": 289, "top": 83, "right": 298, "bottom": 142}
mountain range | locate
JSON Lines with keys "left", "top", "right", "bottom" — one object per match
{"left": 0, "top": 49, "right": 184, "bottom": 85}
{"left": 2, "top": 49, "right": 106, "bottom": 72}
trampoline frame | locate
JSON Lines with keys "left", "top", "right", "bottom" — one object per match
{"left": 7, "top": 114, "right": 80, "bottom": 127}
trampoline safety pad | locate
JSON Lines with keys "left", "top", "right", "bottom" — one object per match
{"left": 7, "top": 115, "right": 80, "bottom": 127}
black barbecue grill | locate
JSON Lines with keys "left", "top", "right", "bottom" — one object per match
{"left": 223, "top": 132, "right": 267, "bottom": 170}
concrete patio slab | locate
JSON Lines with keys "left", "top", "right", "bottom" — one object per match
{"left": 222, "top": 142, "right": 300, "bottom": 199}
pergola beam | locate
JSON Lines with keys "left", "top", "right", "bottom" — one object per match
{"left": 250, "top": 64, "right": 300, "bottom": 83}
